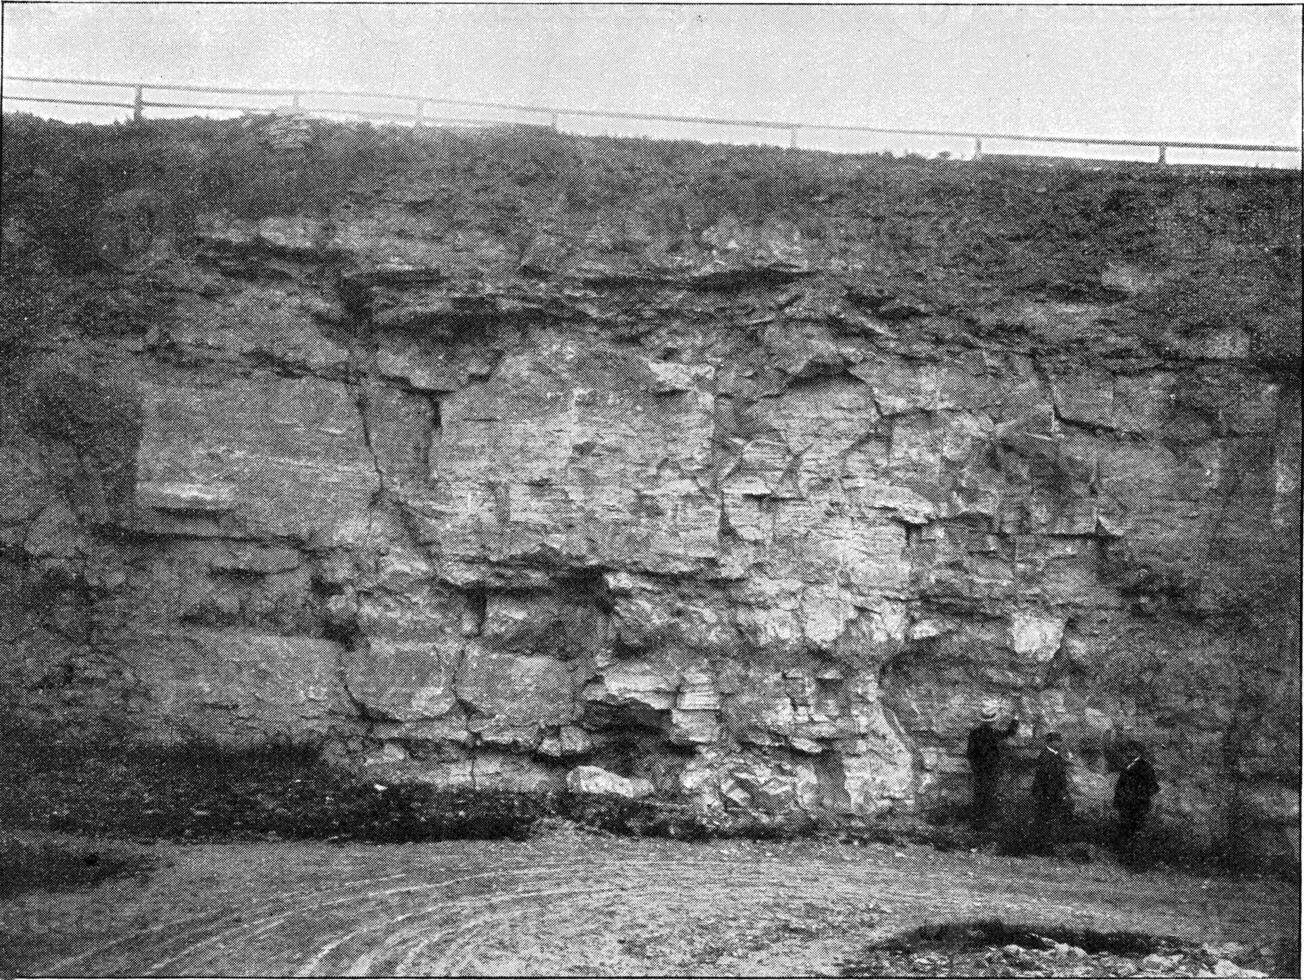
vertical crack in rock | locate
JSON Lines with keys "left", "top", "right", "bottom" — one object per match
{"left": 716, "top": 492, "right": 735, "bottom": 547}
{"left": 334, "top": 279, "right": 388, "bottom": 553}
{"left": 308, "top": 551, "right": 373, "bottom": 738}
{"left": 342, "top": 315, "right": 386, "bottom": 502}
{"left": 387, "top": 494, "right": 438, "bottom": 570}
{"left": 336, "top": 642, "right": 374, "bottom": 730}
{"left": 422, "top": 397, "right": 441, "bottom": 484}
{"left": 444, "top": 645, "right": 480, "bottom": 789}
{"left": 354, "top": 385, "right": 387, "bottom": 498}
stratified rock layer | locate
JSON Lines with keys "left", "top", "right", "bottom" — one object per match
{"left": 2, "top": 117, "right": 1299, "bottom": 859}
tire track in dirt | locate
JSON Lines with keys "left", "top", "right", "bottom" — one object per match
{"left": 41, "top": 870, "right": 416, "bottom": 975}
{"left": 298, "top": 859, "right": 680, "bottom": 976}
{"left": 374, "top": 866, "right": 809, "bottom": 974}
{"left": 142, "top": 860, "right": 644, "bottom": 975}
{"left": 49, "top": 870, "right": 430, "bottom": 974}
{"left": 43, "top": 852, "right": 872, "bottom": 975}
{"left": 404, "top": 861, "right": 1096, "bottom": 978}
{"left": 415, "top": 865, "right": 850, "bottom": 948}
{"left": 410, "top": 879, "right": 839, "bottom": 977}
{"left": 23, "top": 837, "right": 1294, "bottom": 977}
{"left": 312, "top": 856, "right": 854, "bottom": 974}
{"left": 130, "top": 856, "right": 704, "bottom": 975}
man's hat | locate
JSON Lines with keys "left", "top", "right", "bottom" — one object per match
{"left": 1044, "top": 731, "right": 1063, "bottom": 743}
{"left": 978, "top": 701, "right": 999, "bottom": 722}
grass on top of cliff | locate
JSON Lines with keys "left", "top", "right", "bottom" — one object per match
{"left": 3, "top": 111, "right": 1299, "bottom": 368}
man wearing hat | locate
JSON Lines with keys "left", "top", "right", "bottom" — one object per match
{"left": 1030, "top": 731, "right": 1074, "bottom": 854}
{"left": 966, "top": 701, "right": 1019, "bottom": 831}
{"left": 1113, "top": 739, "right": 1160, "bottom": 862}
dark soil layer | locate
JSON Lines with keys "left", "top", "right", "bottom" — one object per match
{"left": 1, "top": 721, "right": 570, "bottom": 845}
{"left": 0, "top": 721, "right": 846, "bottom": 852}
{"left": 1, "top": 720, "right": 1274, "bottom": 895}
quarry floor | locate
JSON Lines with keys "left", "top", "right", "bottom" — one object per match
{"left": 2, "top": 829, "right": 1295, "bottom": 978}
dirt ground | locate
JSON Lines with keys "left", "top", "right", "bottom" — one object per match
{"left": 2, "top": 827, "right": 1294, "bottom": 978}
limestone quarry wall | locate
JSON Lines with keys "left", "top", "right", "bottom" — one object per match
{"left": 2, "top": 116, "right": 1299, "bottom": 857}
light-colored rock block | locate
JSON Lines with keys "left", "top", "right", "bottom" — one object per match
{"left": 566, "top": 765, "right": 654, "bottom": 799}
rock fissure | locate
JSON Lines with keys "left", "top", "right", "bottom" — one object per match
{"left": 350, "top": 392, "right": 384, "bottom": 493}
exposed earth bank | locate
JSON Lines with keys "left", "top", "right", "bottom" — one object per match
{"left": 2, "top": 113, "right": 1300, "bottom": 866}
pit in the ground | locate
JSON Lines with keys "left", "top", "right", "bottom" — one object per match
{"left": 839, "top": 918, "right": 1211, "bottom": 977}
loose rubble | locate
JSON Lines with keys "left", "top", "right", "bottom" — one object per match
{"left": 842, "top": 932, "right": 1276, "bottom": 978}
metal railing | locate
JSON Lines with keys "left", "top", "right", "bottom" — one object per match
{"left": 4, "top": 75, "right": 1300, "bottom": 167}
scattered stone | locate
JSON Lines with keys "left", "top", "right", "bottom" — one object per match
{"left": 1212, "top": 960, "right": 1263, "bottom": 978}
{"left": 363, "top": 742, "right": 408, "bottom": 766}
{"left": 565, "top": 765, "right": 654, "bottom": 799}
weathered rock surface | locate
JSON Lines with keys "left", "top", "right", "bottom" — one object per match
{"left": 1, "top": 117, "right": 1299, "bottom": 860}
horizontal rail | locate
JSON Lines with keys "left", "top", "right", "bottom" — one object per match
{"left": 138, "top": 99, "right": 275, "bottom": 112}
{"left": 4, "top": 75, "right": 1300, "bottom": 159}
{"left": 789, "top": 121, "right": 1299, "bottom": 154}
{"left": 325, "top": 107, "right": 511, "bottom": 127}
{"left": 6, "top": 94, "right": 522, "bottom": 129}
{"left": 5, "top": 94, "right": 137, "bottom": 110}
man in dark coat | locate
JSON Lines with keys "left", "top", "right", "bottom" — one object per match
{"left": 1030, "top": 731, "right": 1073, "bottom": 854}
{"left": 966, "top": 702, "right": 1019, "bottom": 830}
{"left": 1113, "top": 740, "right": 1160, "bottom": 860}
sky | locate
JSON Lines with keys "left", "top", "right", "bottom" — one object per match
{"left": 3, "top": 3, "right": 1300, "bottom": 165}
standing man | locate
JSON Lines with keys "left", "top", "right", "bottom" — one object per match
{"left": 1030, "top": 731, "right": 1074, "bottom": 855}
{"left": 1113, "top": 739, "right": 1160, "bottom": 862}
{"left": 966, "top": 701, "right": 1019, "bottom": 831}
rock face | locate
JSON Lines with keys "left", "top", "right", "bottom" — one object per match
{"left": 1, "top": 117, "right": 1299, "bottom": 859}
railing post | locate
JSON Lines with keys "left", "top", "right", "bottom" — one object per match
{"left": 789, "top": 126, "right": 799, "bottom": 150}
{"left": 292, "top": 92, "right": 301, "bottom": 111}
{"left": 974, "top": 137, "right": 983, "bottom": 161}
{"left": 132, "top": 85, "right": 144, "bottom": 123}
{"left": 550, "top": 111, "right": 559, "bottom": 130}
{"left": 1158, "top": 144, "right": 1167, "bottom": 165}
